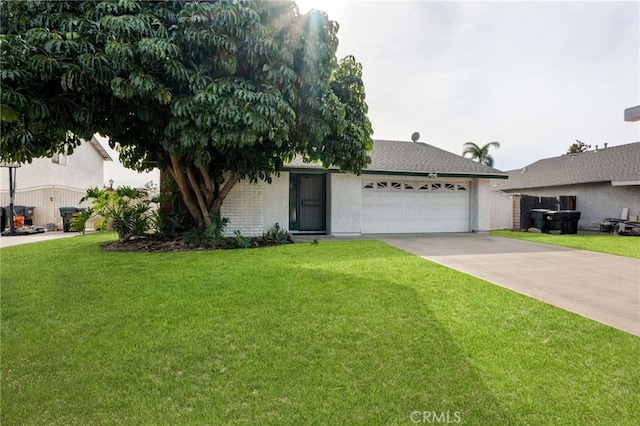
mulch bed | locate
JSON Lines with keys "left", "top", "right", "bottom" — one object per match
{"left": 101, "top": 234, "right": 289, "bottom": 253}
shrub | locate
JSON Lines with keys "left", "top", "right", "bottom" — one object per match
{"left": 184, "top": 213, "right": 230, "bottom": 247}
{"left": 259, "top": 223, "right": 292, "bottom": 246}
{"left": 79, "top": 187, "right": 154, "bottom": 242}
{"left": 233, "top": 230, "right": 252, "bottom": 249}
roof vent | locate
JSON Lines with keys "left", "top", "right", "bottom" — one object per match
{"left": 411, "top": 132, "right": 420, "bottom": 142}
{"left": 604, "top": 143, "right": 608, "bottom": 149}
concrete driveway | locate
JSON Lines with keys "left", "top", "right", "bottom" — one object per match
{"left": 0, "top": 231, "right": 83, "bottom": 248}
{"left": 376, "top": 233, "right": 640, "bottom": 336}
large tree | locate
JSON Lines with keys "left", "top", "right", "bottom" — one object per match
{"left": 462, "top": 141, "right": 500, "bottom": 167}
{"left": 0, "top": 0, "right": 373, "bottom": 228}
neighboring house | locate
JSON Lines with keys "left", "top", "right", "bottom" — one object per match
{"left": 493, "top": 142, "right": 640, "bottom": 230}
{"left": 0, "top": 136, "right": 112, "bottom": 230}
{"left": 220, "top": 139, "right": 507, "bottom": 236}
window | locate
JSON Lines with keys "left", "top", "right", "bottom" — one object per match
{"left": 377, "top": 181, "right": 388, "bottom": 190}
{"left": 51, "top": 153, "right": 66, "bottom": 165}
{"left": 404, "top": 183, "right": 414, "bottom": 190}
{"left": 457, "top": 184, "right": 468, "bottom": 191}
{"left": 363, "top": 182, "right": 374, "bottom": 189}
{"left": 431, "top": 183, "right": 442, "bottom": 191}
{"left": 444, "top": 183, "right": 455, "bottom": 191}
{"left": 391, "top": 182, "right": 402, "bottom": 190}
{"left": 419, "top": 183, "right": 430, "bottom": 191}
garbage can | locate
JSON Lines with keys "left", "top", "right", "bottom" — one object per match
{"left": 560, "top": 210, "right": 581, "bottom": 234}
{"left": 544, "top": 211, "right": 562, "bottom": 233}
{"left": 530, "top": 209, "right": 552, "bottom": 231}
{"left": 59, "top": 207, "right": 85, "bottom": 232}
{"left": 544, "top": 210, "right": 581, "bottom": 234}
{"left": 13, "top": 205, "right": 35, "bottom": 226}
{"left": 0, "top": 207, "right": 5, "bottom": 231}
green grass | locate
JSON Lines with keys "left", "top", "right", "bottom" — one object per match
{"left": 2, "top": 233, "right": 639, "bottom": 425}
{"left": 491, "top": 230, "right": 640, "bottom": 258}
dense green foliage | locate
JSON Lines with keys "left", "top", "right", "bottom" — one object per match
{"left": 74, "top": 186, "right": 154, "bottom": 242}
{"left": 2, "top": 236, "right": 639, "bottom": 424}
{"left": 0, "top": 0, "right": 373, "bottom": 227}
{"left": 462, "top": 141, "right": 500, "bottom": 167}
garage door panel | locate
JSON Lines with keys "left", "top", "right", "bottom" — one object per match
{"left": 362, "top": 179, "right": 470, "bottom": 233}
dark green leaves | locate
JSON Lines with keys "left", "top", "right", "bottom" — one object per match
{"left": 0, "top": 0, "right": 373, "bottom": 221}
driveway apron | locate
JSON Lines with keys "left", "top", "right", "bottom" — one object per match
{"left": 376, "top": 233, "right": 640, "bottom": 336}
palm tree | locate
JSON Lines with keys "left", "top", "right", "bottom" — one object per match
{"left": 462, "top": 141, "right": 500, "bottom": 167}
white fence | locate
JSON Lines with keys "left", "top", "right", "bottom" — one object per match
{"left": 490, "top": 189, "right": 513, "bottom": 230}
{"left": 0, "top": 185, "right": 95, "bottom": 230}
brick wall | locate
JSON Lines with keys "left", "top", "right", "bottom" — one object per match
{"left": 512, "top": 193, "right": 521, "bottom": 231}
{"left": 220, "top": 179, "right": 264, "bottom": 236}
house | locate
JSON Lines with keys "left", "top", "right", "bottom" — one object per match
{"left": 0, "top": 136, "right": 112, "bottom": 230}
{"left": 220, "top": 139, "right": 508, "bottom": 236}
{"left": 493, "top": 142, "right": 640, "bottom": 230}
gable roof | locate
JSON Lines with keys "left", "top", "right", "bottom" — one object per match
{"left": 496, "top": 142, "right": 640, "bottom": 191}
{"left": 286, "top": 139, "right": 508, "bottom": 178}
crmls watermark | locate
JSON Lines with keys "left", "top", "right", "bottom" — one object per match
{"left": 410, "top": 410, "right": 462, "bottom": 424}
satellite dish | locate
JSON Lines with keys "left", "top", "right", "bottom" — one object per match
{"left": 411, "top": 132, "right": 420, "bottom": 142}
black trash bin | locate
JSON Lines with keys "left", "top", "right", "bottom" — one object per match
{"left": 59, "top": 207, "right": 85, "bottom": 232}
{"left": 560, "top": 210, "right": 581, "bottom": 234}
{"left": 544, "top": 210, "right": 581, "bottom": 234}
{"left": 545, "top": 211, "right": 561, "bottom": 233}
{"left": 530, "top": 209, "right": 552, "bottom": 231}
{"left": 0, "top": 207, "right": 5, "bottom": 231}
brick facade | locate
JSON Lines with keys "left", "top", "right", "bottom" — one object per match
{"left": 220, "top": 179, "right": 264, "bottom": 236}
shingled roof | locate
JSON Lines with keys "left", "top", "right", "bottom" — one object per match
{"left": 496, "top": 142, "right": 640, "bottom": 191}
{"left": 287, "top": 139, "right": 508, "bottom": 178}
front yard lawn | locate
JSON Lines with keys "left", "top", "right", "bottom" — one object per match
{"left": 491, "top": 230, "right": 640, "bottom": 258}
{"left": 2, "top": 233, "right": 638, "bottom": 425}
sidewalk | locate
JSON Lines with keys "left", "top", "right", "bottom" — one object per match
{"left": 0, "top": 231, "right": 83, "bottom": 249}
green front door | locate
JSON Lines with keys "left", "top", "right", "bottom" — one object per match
{"left": 289, "top": 174, "right": 326, "bottom": 232}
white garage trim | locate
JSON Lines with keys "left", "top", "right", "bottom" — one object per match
{"left": 361, "top": 177, "right": 470, "bottom": 233}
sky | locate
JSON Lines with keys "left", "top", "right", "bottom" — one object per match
{"left": 104, "top": 0, "right": 640, "bottom": 187}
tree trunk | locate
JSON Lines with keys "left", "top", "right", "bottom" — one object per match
{"left": 166, "top": 155, "right": 243, "bottom": 229}
{"left": 167, "top": 154, "right": 206, "bottom": 229}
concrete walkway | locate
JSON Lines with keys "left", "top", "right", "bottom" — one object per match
{"left": 376, "top": 233, "right": 640, "bottom": 336}
{"left": 0, "top": 231, "right": 83, "bottom": 248}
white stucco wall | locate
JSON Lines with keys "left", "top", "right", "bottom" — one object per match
{"left": 469, "top": 178, "right": 492, "bottom": 232}
{"left": 490, "top": 190, "right": 514, "bottom": 230}
{"left": 263, "top": 172, "right": 289, "bottom": 233}
{"left": 505, "top": 183, "right": 640, "bottom": 230}
{"left": 0, "top": 141, "right": 106, "bottom": 191}
{"left": 328, "top": 173, "right": 362, "bottom": 235}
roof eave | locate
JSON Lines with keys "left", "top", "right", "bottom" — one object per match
{"left": 282, "top": 165, "right": 508, "bottom": 179}
{"left": 89, "top": 136, "right": 113, "bottom": 161}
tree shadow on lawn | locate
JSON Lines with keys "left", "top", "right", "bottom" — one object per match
{"left": 206, "top": 262, "right": 515, "bottom": 425}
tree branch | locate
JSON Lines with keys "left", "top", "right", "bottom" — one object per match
{"left": 212, "top": 172, "right": 242, "bottom": 213}
{"left": 186, "top": 164, "right": 211, "bottom": 226}
{"left": 199, "top": 166, "right": 214, "bottom": 207}
{"left": 169, "top": 154, "right": 205, "bottom": 228}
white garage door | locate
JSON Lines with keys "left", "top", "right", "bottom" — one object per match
{"left": 361, "top": 178, "right": 470, "bottom": 233}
